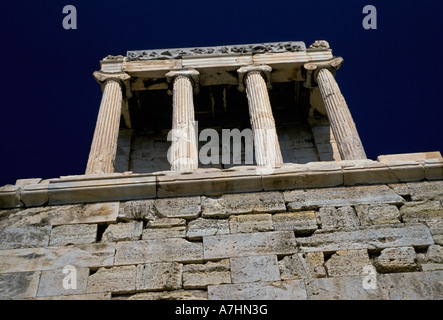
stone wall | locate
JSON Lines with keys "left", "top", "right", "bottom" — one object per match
{"left": 0, "top": 180, "right": 442, "bottom": 300}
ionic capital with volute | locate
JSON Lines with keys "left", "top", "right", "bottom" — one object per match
{"left": 165, "top": 69, "right": 200, "bottom": 95}
{"left": 303, "top": 57, "right": 343, "bottom": 88}
{"left": 237, "top": 65, "right": 272, "bottom": 92}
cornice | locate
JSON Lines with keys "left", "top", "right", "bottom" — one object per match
{"left": 1, "top": 156, "right": 441, "bottom": 209}
{"left": 127, "top": 41, "right": 307, "bottom": 61}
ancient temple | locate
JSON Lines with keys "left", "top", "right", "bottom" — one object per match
{"left": 86, "top": 40, "right": 365, "bottom": 175}
{"left": 0, "top": 41, "right": 442, "bottom": 300}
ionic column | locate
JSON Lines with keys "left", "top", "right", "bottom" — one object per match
{"left": 166, "top": 69, "right": 199, "bottom": 173}
{"left": 86, "top": 79, "right": 123, "bottom": 174}
{"left": 86, "top": 70, "right": 130, "bottom": 175}
{"left": 238, "top": 65, "right": 283, "bottom": 168}
{"left": 304, "top": 57, "right": 367, "bottom": 160}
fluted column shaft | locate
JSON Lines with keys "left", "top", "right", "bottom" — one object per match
{"left": 242, "top": 69, "right": 283, "bottom": 167}
{"left": 169, "top": 75, "right": 199, "bottom": 173}
{"left": 86, "top": 79, "right": 123, "bottom": 174}
{"left": 316, "top": 68, "right": 367, "bottom": 160}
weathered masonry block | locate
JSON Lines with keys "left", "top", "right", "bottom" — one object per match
{"left": 272, "top": 211, "right": 318, "bottom": 234}
{"left": 203, "top": 231, "right": 297, "bottom": 260}
{"left": 136, "top": 263, "right": 182, "bottom": 291}
{"left": 0, "top": 243, "right": 116, "bottom": 274}
{"left": 373, "top": 247, "right": 418, "bottom": 273}
{"left": 114, "top": 238, "right": 203, "bottom": 265}
{"left": 186, "top": 218, "right": 229, "bottom": 240}
{"left": 183, "top": 259, "right": 231, "bottom": 289}
{"left": 102, "top": 221, "right": 143, "bottom": 242}
{"left": 38, "top": 267, "right": 90, "bottom": 297}
{"left": 324, "top": 250, "right": 371, "bottom": 277}
{"left": 230, "top": 255, "right": 281, "bottom": 283}
{"left": 297, "top": 223, "right": 434, "bottom": 253}
{"left": 285, "top": 185, "right": 404, "bottom": 211}
{"left": 87, "top": 266, "right": 137, "bottom": 294}
{"left": 208, "top": 280, "right": 308, "bottom": 300}
{"left": 50, "top": 224, "right": 97, "bottom": 246}
{"left": 0, "top": 226, "right": 51, "bottom": 250}
{"left": 279, "top": 252, "right": 326, "bottom": 280}
{"left": 202, "top": 192, "right": 286, "bottom": 218}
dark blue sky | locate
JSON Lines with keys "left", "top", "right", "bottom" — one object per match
{"left": 0, "top": 0, "right": 442, "bottom": 186}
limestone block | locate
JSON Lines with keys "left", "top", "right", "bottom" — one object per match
{"left": 272, "top": 211, "right": 317, "bottom": 234}
{"left": 203, "top": 231, "right": 297, "bottom": 259}
{"left": 114, "top": 238, "right": 203, "bottom": 265}
{"left": 230, "top": 255, "right": 280, "bottom": 283}
{"left": 101, "top": 221, "right": 143, "bottom": 242}
{"left": 305, "top": 276, "right": 386, "bottom": 300}
{"left": 147, "top": 218, "right": 186, "bottom": 228}
{"left": 48, "top": 174, "right": 156, "bottom": 205}
{"left": 0, "top": 184, "right": 22, "bottom": 209}
{"left": 0, "top": 207, "right": 52, "bottom": 228}
{"left": 154, "top": 196, "right": 201, "bottom": 219}
{"left": 400, "top": 201, "right": 443, "bottom": 222}
{"left": 0, "top": 243, "right": 116, "bottom": 273}
{"left": 118, "top": 200, "right": 156, "bottom": 221}
{"left": 123, "top": 290, "right": 207, "bottom": 300}
{"left": 142, "top": 226, "right": 186, "bottom": 239}
{"left": 385, "top": 162, "right": 426, "bottom": 182}
{"left": 87, "top": 266, "right": 136, "bottom": 294}
{"left": 262, "top": 166, "right": 343, "bottom": 191}
{"left": 373, "top": 247, "right": 418, "bottom": 273}
{"left": 278, "top": 252, "right": 326, "bottom": 280}
{"left": 200, "top": 197, "right": 227, "bottom": 218}
{"left": 208, "top": 280, "right": 307, "bottom": 300}
{"left": 377, "top": 152, "right": 442, "bottom": 163}
{"left": 285, "top": 185, "right": 404, "bottom": 211}
{"left": 421, "top": 263, "right": 443, "bottom": 272}
{"left": 202, "top": 192, "right": 286, "bottom": 218}
{"left": 379, "top": 271, "right": 443, "bottom": 300}
{"left": 157, "top": 168, "right": 262, "bottom": 198}
{"left": 343, "top": 163, "right": 399, "bottom": 185}
{"left": 355, "top": 204, "right": 401, "bottom": 226}
{"left": 387, "top": 183, "right": 411, "bottom": 197}
{"left": 20, "top": 183, "right": 49, "bottom": 207}
{"left": 427, "top": 221, "right": 443, "bottom": 245}
{"left": 406, "top": 181, "right": 443, "bottom": 201}
{"left": 316, "top": 206, "right": 359, "bottom": 229}
{"left": 425, "top": 245, "right": 443, "bottom": 264}
{"left": 325, "top": 250, "right": 372, "bottom": 277}
{"left": 0, "top": 202, "right": 119, "bottom": 229}
{"left": 229, "top": 214, "right": 273, "bottom": 234}
{"left": 50, "top": 202, "right": 119, "bottom": 226}
{"left": 424, "top": 159, "right": 443, "bottom": 180}
{"left": 15, "top": 178, "right": 42, "bottom": 188}
{"left": 136, "top": 262, "right": 182, "bottom": 291}
{"left": 186, "top": 218, "right": 230, "bottom": 240}
{"left": 297, "top": 224, "right": 434, "bottom": 253}
{"left": 183, "top": 259, "right": 231, "bottom": 289}
{"left": 0, "top": 225, "right": 51, "bottom": 249}
{"left": 49, "top": 224, "right": 97, "bottom": 246}
{"left": 0, "top": 271, "right": 41, "bottom": 299}
{"left": 37, "top": 267, "right": 89, "bottom": 297}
